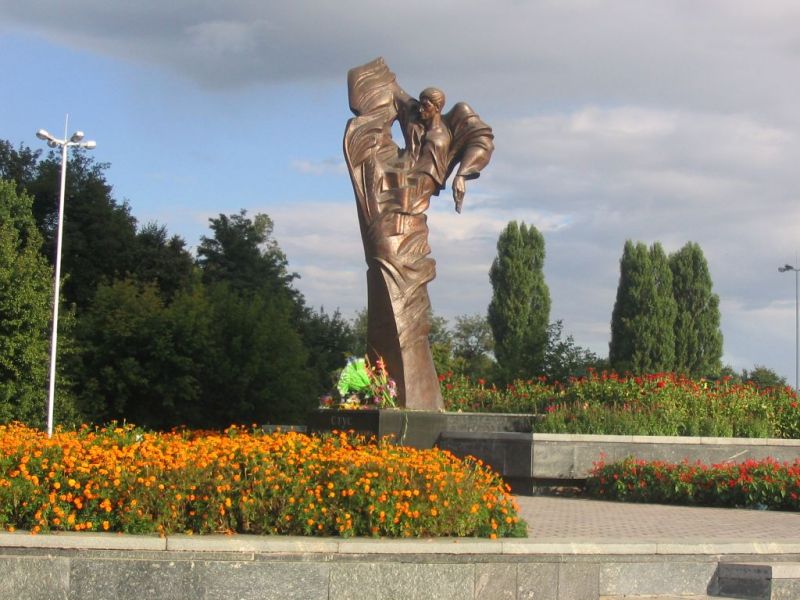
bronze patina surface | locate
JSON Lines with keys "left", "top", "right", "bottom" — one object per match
{"left": 343, "top": 58, "right": 494, "bottom": 410}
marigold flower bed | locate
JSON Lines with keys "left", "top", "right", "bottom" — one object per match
{"left": 586, "top": 456, "right": 800, "bottom": 510}
{"left": 0, "top": 423, "right": 525, "bottom": 538}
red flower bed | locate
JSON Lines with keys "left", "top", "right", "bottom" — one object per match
{"left": 440, "top": 370, "right": 799, "bottom": 438}
{"left": 587, "top": 455, "right": 800, "bottom": 510}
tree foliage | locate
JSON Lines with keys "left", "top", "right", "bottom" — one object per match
{"left": 669, "top": 242, "right": 723, "bottom": 377}
{"left": 1, "top": 137, "right": 361, "bottom": 429}
{"left": 72, "top": 279, "right": 204, "bottom": 428}
{"left": 742, "top": 365, "right": 788, "bottom": 390}
{"left": 0, "top": 181, "right": 54, "bottom": 425}
{"left": 197, "top": 210, "right": 296, "bottom": 296}
{"left": 543, "top": 320, "right": 600, "bottom": 382}
{"left": 488, "top": 221, "right": 551, "bottom": 381}
{"left": 0, "top": 142, "right": 140, "bottom": 309}
{"left": 427, "top": 311, "right": 454, "bottom": 376}
{"left": 134, "top": 222, "right": 196, "bottom": 300}
{"left": 451, "top": 314, "right": 495, "bottom": 380}
{"left": 39, "top": 152, "right": 139, "bottom": 308}
{"left": 296, "top": 307, "right": 356, "bottom": 397}
{"left": 0, "top": 141, "right": 40, "bottom": 196}
{"left": 198, "top": 283, "right": 316, "bottom": 427}
{"left": 609, "top": 241, "right": 677, "bottom": 374}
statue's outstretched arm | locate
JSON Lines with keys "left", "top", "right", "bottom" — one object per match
{"left": 448, "top": 105, "right": 494, "bottom": 213}
{"left": 452, "top": 175, "right": 466, "bottom": 213}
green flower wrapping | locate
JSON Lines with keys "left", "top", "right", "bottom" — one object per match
{"left": 337, "top": 358, "right": 371, "bottom": 398}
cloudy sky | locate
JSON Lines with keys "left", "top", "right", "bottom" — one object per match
{"left": 2, "top": 1, "right": 799, "bottom": 382}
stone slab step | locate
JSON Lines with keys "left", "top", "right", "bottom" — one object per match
{"left": 601, "top": 596, "right": 741, "bottom": 600}
{"left": 717, "top": 562, "right": 800, "bottom": 600}
{"left": 602, "top": 597, "right": 741, "bottom": 600}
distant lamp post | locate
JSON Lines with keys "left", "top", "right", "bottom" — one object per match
{"left": 36, "top": 124, "right": 96, "bottom": 437}
{"left": 778, "top": 263, "right": 799, "bottom": 393}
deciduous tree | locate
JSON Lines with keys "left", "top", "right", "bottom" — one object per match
{"left": 451, "top": 314, "right": 495, "bottom": 379}
{"left": 197, "top": 210, "right": 296, "bottom": 297}
{"left": 0, "top": 181, "right": 58, "bottom": 425}
{"left": 543, "top": 320, "right": 599, "bottom": 382}
{"left": 134, "top": 222, "right": 196, "bottom": 300}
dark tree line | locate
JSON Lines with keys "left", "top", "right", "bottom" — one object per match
{"left": 0, "top": 140, "right": 354, "bottom": 429}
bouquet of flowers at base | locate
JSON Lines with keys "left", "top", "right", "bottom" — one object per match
{"left": 320, "top": 356, "right": 398, "bottom": 409}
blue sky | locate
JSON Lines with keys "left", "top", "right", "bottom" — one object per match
{"left": 2, "top": 1, "right": 799, "bottom": 383}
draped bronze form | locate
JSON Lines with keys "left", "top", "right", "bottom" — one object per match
{"left": 343, "top": 58, "right": 494, "bottom": 410}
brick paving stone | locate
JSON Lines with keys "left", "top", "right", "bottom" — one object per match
{"left": 516, "top": 496, "right": 800, "bottom": 542}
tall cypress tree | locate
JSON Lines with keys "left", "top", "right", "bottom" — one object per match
{"left": 609, "top": 241, "right": 677, "bottom": 373}
{"left": 669, "top": 242, "right": 723, "bottom": 376}
{"left": 488, "top": 221, "right": 550, "bottom": 381}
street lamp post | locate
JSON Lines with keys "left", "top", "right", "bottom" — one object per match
{"left": 36, "top": 123, "right": 96, "bottom": 437}
{"left": 778, "top": 263, "right": 800, "bottom": 393}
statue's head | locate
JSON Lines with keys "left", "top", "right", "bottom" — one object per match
{"left": 419, "top": 87, "right": 445, "bottom": 121}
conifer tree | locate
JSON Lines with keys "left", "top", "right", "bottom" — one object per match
{"left": 488, "top": 221, "right": 550, "bottom": 381}
{"left": 669, "top": 242, "right": 723, "bottom": 376}
{"left": 609, "top": 241, "right": 677, "bottom": 373}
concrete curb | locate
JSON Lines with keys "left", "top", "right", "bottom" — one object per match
{"left": 531, "top": 433, "right": 800, "bottom": 446}
{"left": 0, "top": 531, "right": 166, "bottom": 551}
{"left": 3, "top": 532, "right": 800, "bottom": 556}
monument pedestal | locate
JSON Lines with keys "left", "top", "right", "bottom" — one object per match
{"left": 307, "top": 409, "right": 445, "bottom": 449}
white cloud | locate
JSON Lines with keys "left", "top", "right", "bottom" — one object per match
{"left": 3, "top": 1, "right": 800, "bottom": 118}
{"left": 290, "top": 158, "right": 347, "bottom": 176}
{"left": 184, "top": 19, "right": 272, "bottom": 56}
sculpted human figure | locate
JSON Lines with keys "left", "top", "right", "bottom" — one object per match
{"left": 344, "top": 58, "right": 494, "bottom": 410}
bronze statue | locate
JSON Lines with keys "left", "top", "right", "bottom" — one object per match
{"left": 344, "top": 58, "right": 494, "bottom": 410}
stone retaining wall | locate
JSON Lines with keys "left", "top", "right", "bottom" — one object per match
{"left": 2, "top": 533, "right": 799, "bottom": 599}
{"left": 437, "top": 432, "right": 800, "bottom": 492}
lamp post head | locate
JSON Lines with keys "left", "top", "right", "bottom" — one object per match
{"left": 69, "top": 131, "right": 84, "bottom": 143}
{"left": 82, "top": 140, "right": 97, "bottom": 150}
{"left": 36, "top": 129, "right": 53, "bottom": 142}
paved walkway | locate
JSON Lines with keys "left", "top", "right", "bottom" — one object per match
{"left": 517, "top": 496, "right": 800, "bottom": 543}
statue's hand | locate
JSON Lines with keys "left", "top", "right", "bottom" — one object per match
{"left": 453, "top": 175, "right": 466, "bottom": 213}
